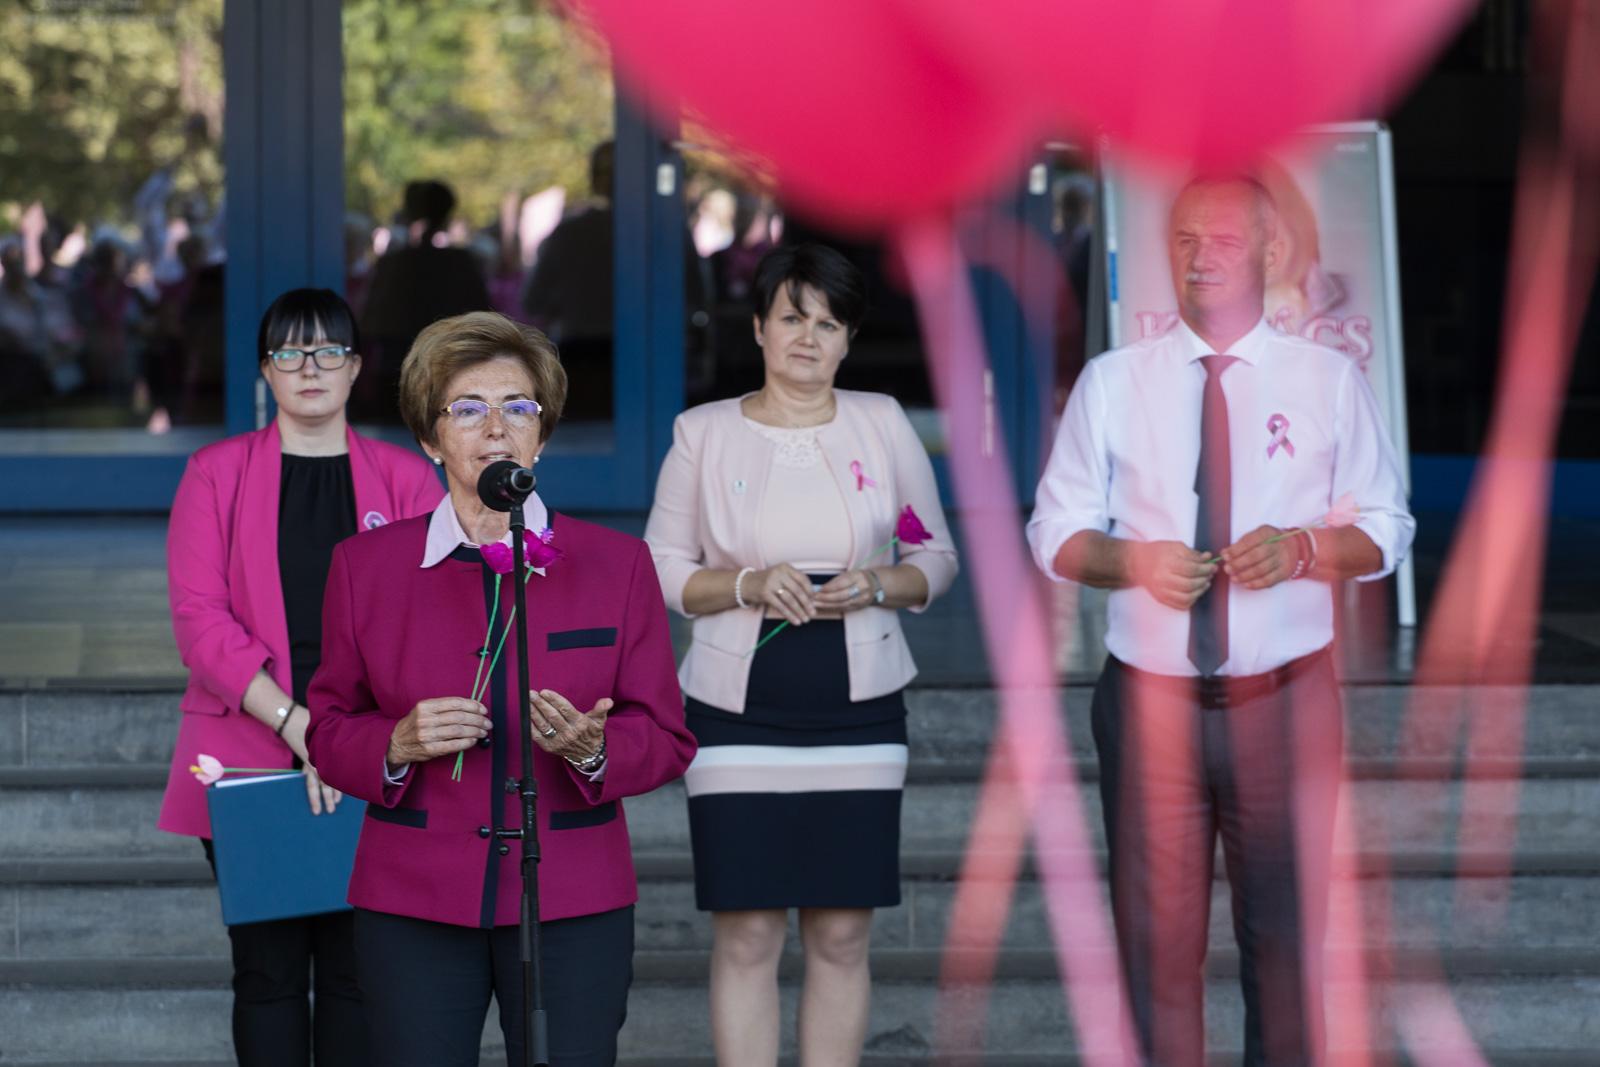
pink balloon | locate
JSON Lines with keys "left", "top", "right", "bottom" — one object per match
{"left": 564, "top": 0, "right": 1034, "bottom": 230}
{"left": 899, "top": 0, "right": 1476, "bottom": 170}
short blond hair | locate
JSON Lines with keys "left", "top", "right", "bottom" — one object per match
{"left": 398, "top": 312, "right": 567, "bottom": 447}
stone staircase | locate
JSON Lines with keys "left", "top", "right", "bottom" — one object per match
{"left": 2, "top": 684, "right": 1597, "bottom": 1065}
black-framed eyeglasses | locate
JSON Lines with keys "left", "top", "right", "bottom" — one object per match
{"left": 267, "top": 344, "right": 352, "bottom": 372}
{"left": 440, "top": 398, "right": 543, "bottom": 428}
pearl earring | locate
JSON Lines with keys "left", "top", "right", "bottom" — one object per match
{"left": 533, "top": 456, "right": 540, "bottom": 465}
{"left": 431, "top": 456, "right": 442, "bottom": 466}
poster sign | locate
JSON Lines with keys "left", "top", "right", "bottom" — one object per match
{"left": 1102, "top": 122, "right": 1416, "bottom": 624}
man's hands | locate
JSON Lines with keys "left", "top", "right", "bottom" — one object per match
{"left": 1219, "top": 525, "right": 1300, "bottom": 590}
{"left": 1126, "top": 540, "right": 1216, "bottom": 610}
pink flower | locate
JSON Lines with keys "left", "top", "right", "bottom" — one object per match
{"left": 190, "top": 754, "right": 224, "bottom": 786}
{"left": 480, "top": 541, "right": 515, "bottom": 574}
{"left": 527, "top": 527, "right": 564, "bottom": 570}
{"left": 896, "top": 505, "right": 933, "bottom": 545}
{"left": 1323, "top": 492, "right": 1361, "bottom": 529}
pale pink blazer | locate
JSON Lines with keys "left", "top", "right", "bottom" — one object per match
{"left": 157, "top": 423, "right": 445, "bottom": 838}
{"left": 644, "top": 390, "right": 958, "bottom": 713}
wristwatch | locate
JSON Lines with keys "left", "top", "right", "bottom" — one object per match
{"left": 866, "top": 569, "right": 886, "bottom": 605}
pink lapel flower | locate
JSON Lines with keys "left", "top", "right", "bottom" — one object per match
{"left": 480, "top": 541, "right": 515, "bottom": 574}
{"left": 527, "top": 527, "right": 563, "bottom": 569}
{"left": 190, "top": 754, "right": 224, "bottom": 786}
{"left": 896, "top": 505, "right": 933, "bottom": 546}
{"left": 1324, "top": 492, "right": 1361, "bottom": 529}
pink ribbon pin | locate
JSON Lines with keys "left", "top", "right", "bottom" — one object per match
{"left": 1266, "top": 414, "right": 1295, "bottom": 459}
{"left": 850, "top": 460, "right": 878, "bottom": 491}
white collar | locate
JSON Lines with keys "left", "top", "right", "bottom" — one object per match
{"left": 419, "top": 492, "right": 551, "bottom": 573}
{"left": 1172, "top": 316, "right": 1273, "bottom": 366}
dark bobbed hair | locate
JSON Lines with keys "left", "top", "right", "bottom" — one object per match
{"left": 257, "top": 288, "right": 361, "bottom": 362}
{"left": 751, "top": 243, "right": 867, "bottom": 335}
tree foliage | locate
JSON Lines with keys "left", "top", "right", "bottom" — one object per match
{"left": 0, "top": 0, "right": 613, "bottom": 235}
{"left": 0, "top": 0, "right": 224, "bottom": 230}
{"left": 342, "top": 0, "right": 614, "bottom": 227}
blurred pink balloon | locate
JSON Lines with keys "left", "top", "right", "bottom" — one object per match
{"left": 570, "top": 0, "right": 1473, "bottom": 228}
{"left": 564, "top": 0, "right": 1034, "bottom": 230}
{"left": 897, "top": 0, "right": 1477, "bottom": 170}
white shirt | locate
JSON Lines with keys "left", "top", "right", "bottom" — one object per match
{"left": 1027, "top": 319, "right": 1415, "bottom": 677}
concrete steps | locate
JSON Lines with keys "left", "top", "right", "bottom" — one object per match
{"left": 4, "top": 967, "right": 1597, "bottom": 1063}
{"left": 1, "top": 685, "right": 1596, "bottom": 1064}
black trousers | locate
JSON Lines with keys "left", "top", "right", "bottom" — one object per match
{"left": 1091, "top": 651, "right": 1343, "bottom": 1067}
{"left": 353, "top": 905, "right": 635, "bottom": 1067}
{"left": 200, "top": 840, "right": 370, "bottom": 1066}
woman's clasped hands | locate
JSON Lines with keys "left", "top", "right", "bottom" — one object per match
{"left": 747, "top": 562, "right": 879, "bottom": 625}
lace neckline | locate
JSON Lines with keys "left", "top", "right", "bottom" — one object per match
{"left": 743, "top": 417, "right": 824, "bottom": 469}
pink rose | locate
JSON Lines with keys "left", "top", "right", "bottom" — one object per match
{"left": 896, "top": 505, "right": 933, "bottom": 545}
{"left": 1323, "top": 492, "right": 1361, "bottom": 529}
{"left": 480, "top": 541, "right": 515, "bottom": 574}
{"left": 528, "top": 527, "right": 564, "bottom": 569}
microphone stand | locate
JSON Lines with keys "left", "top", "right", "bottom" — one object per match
{"left": 475, "top": 460, "right": 547, "bottom": 1065}
{"left": 505, "top": 498, "right": 548, "bottom": 1066}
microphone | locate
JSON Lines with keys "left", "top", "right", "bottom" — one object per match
{"left": 476, "top": 460, "right": 537, "bottom": 512}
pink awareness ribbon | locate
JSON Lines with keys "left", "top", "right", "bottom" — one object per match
{"left": 850, "top": 460, "right": 878, "bottom": 491}
{"left": 1266, "top": 413, "right": 1295, "bottom": 459}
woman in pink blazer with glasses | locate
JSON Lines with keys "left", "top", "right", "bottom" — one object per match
{"left": 158, "top": 288, "right": 443, "bottom": 1067}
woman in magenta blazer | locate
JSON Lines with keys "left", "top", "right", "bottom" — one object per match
{"left": 159, "top": 288, "right": 444, "bottom": 1066}
{"left": 304, "top": 311, "right": 694, "bottom": 1067}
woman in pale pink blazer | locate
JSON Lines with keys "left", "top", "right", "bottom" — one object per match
{"left": 645, "top": 244, "right": 958, "bottom": 1067}
{"left": 158, "top": 289, "right": 443, "bottom": 1067}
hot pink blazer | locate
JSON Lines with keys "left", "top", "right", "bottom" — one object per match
{"left": 157, "top": 423, "right": 444, "bottom": 838}
{"left": 644, "top": 389, "right": 959, "bottom": 713}
{"left": 304, "top": 514, "right": 695, "bottom": 928}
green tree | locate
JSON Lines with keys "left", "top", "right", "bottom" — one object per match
{"left": 0, "top": 0, "right": 223, "bottom": 231}
{"left": 342, "top": 0, "right": 614, "bottom": 228}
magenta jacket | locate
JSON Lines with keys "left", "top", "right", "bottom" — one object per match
{"left": 304, "top": 513, "right": 695, "bottom": 928}
{"left": 157, "top": 423, "right": 444, "bottom": 839}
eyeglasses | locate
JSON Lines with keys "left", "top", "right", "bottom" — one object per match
{"left": 440, "top": 398, "right": 543, "bottom": 428}
{"left": 267, "top": 344, "right": 352, "bottom": 372}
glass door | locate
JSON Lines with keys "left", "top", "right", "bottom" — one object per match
{"left": 0, "top": 1, "right": 228, "bottom": 509}
{"left": 664, "top": 133, "right": 1077, "bottom": 507}
{"left": 340, "top": 1, "right": 662, "bottom": 509}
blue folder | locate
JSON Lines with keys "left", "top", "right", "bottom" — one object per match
{"left": 206, "top": 773, "right": 366, "bottom": 926}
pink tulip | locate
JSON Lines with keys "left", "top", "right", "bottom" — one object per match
{"left": 480, "top": 541, "right": 515, "bottom": 574}
{"left": 528, "top": 527, "right": 564, "bottom": 569}
{"left": 190, "top": 754, "right": 224, "bottom": 786}
{"left": 896, "top": 505, "right": 933, "bottom": 546}
{"left": 1324, "top": 492, "right": 1361, "bottom": 529}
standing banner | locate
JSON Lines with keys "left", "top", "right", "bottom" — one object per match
{"left": 1102, "top": 121, "right": 1417, "bottom": 626}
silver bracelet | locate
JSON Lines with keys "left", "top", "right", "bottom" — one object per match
{"left": 733, "top": 566, "right": 754, "bottom": 609}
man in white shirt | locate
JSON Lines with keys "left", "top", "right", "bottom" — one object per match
{"left": 1027, "top": 176, "right": 1414, "bottom": 1066}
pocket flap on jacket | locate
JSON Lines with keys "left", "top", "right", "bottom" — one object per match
{"left": 547, "top": 627, "right": 618, "bottom": 651}
{"left": 366, "top": 805, "right": 428, "bottom": 829}
{"left": 549, "top": 801, "right": 617, "bottom": 830}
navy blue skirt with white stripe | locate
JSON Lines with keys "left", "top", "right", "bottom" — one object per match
{"left": 684, "top": 616, "right": 907, "bottom": 911}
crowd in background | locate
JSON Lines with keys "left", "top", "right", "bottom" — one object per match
{"left": 1, "top": 139, "right": 1093, "bottom": 433}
